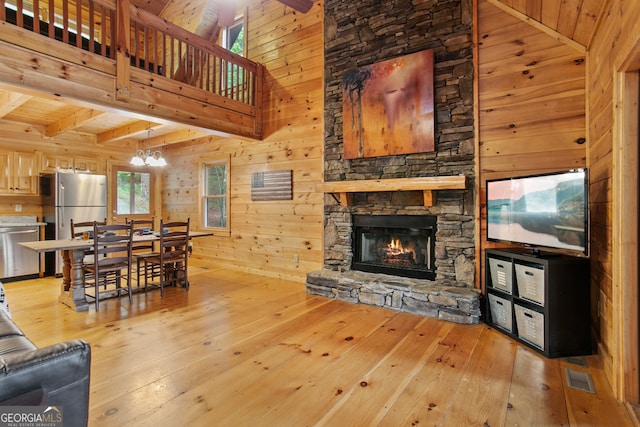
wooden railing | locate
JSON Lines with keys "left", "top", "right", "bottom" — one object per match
{"left": 0, "top": 0, "right": 258, "bottom": 108}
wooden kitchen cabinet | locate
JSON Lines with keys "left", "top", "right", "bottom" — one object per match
{"left": 73, "top": 157, "right": 102, "bottom": 174}
{"left": 41, "top": 154, "right": 103, "bottom": 174}
{"left": 0, "top": 150, "right": 39, "bottom": 195}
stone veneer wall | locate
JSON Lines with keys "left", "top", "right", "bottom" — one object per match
{"left": 322, "top": 0, "right": 476, "bottom": 288}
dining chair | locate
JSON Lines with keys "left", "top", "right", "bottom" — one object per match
{"left": 70, "top": 218, "right": 107, "bottom": 287}
{"left": 143, "top": 219, "right": 190, "bottom": 296}
{"left": 84, "top": 222, "right": 134, "bottom": 311}
{"left": 125, "top": 217, "right": 156, "bottom": 286}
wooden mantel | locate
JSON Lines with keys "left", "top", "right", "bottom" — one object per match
{"left": 318, "top": 176, "right": 467, "bottom": 207}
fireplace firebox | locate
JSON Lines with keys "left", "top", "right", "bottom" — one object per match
{"left": 352, "top": 215, "right": 437, "bottom": 280}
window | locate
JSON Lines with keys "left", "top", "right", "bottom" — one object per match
{"left": 222, "top": 13, "right": 245, "bottom": 56}
{"left": 112, "top": 167, "right": 155, "bottom": 221}
{"left": 202, "top": 157, "right": 230, "bottom": 234}
{"left": 222, "top": 10, "right": 246, "bottom": 95}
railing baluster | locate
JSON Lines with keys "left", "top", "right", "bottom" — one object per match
{"left": 16, "top": 0, "right": 23, "bottom": 27}
{"left": 99, "top": 5, "right": 106, "bottom": 57}
{"left": 33, "top": 0, "right": 40, "bottom": 34}
{"left": 62, "top": 0, "right": 68, "bottom": 44}
{"left": 178, "top": 40, "right": 183, "bottom": 79}
{"left": 143, "top": 24, "right": 148, "bottom": 71}
{"left": 48, "top": 0, "right": 54, "bottom": 39}
{"left": 109, "top": 7, "right": 115, "bottom": 59}
{"left": 76, "top": 0, "right": 82, "bottom": 48}
{"left": 88, "top": 0, "right": 95, "bottom": 53}
{"left": 170, "top": 36, "right": 175, "bottom": 79}
{"left": 132, "top": 21, "right": 138, "bottom": 68}
{"left": 162, "top": 33, "right": 167, "bottom": 78}
{"left": 152, "top": 27, "right": 157, "bottom": 74}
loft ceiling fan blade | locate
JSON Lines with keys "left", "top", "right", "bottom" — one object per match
{"left": 277, "top": 0, "right": 314, "bottom": 13}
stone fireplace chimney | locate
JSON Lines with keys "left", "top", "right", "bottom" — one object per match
{"left": 321, "top": 0, "right": 476, "bottom": 289}
{"left": 308, "top": 0, "right": 480, "bottom": 323}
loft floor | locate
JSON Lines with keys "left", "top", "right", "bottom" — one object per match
{"left": 4, "top": 267, "right": 634, "bottom": 426}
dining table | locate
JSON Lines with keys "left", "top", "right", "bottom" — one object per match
{"left": 19, "top": 231, "right": 212, "bottom": 311}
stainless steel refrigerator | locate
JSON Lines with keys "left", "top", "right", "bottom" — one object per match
{"left": 41, "top": 172, "right": 107, "bottom": 276}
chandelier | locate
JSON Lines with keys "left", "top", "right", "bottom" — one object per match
{"left": 130, "top": 149, "right": 167, "bottom": 167}
{"left": 130, "top": 130, "right": 167, "bottom": 167}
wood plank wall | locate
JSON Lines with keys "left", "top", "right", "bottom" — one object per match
{"left": 587, "top": 0, "right": 640, "bottom": 400}
{"left": 161, "top": 0, "right": 325, "bottom": 283}
{"left": 477, "top": 0, "right": 587, "bottom": 250}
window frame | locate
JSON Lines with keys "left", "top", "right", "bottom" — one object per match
{"left": 110, "top": 164, "right": 156, "bottom": 224}
{"left": 200, "top": 154, "right": 231, "bottom": 237}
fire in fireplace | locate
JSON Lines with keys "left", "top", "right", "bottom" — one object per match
{"left": 352, "top": 215, "right": 437, "bottom": 280}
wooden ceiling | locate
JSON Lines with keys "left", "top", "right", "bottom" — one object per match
{"left": 0, "top": 0, "right": 604, "bottom": 149}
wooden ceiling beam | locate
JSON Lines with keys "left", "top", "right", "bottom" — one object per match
{"left": 145, "top": 128, "right": 209, "bottom": 148}
{"left": 45, "top": 108, "right": 107, "bottom": 137}
{"left": 97, "top": 120, "right": 163, "bottom": 143}
{"left": 0, "top": 91, "right": 31, "bottom": 118}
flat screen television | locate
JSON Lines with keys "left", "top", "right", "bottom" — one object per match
{"left": 486, "top": 169, "right": 588, "bottom": 255}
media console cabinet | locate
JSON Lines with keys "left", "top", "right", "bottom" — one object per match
{"left": 484, "top": 248, "right": 591, "bottom": 358}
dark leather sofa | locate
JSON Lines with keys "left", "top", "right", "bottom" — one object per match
{"left": 0, "top": 311, "right": 91, "bottom": 427}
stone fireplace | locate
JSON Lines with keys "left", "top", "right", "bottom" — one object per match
{"left": 305, "top": 189, "right": 481, "bottom": 324}
{"left": 351, "top": 214, "right": 436, "bottom": 280}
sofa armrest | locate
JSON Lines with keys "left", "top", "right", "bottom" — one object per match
{"left": 0, "top": 339, "right": 91, "bottom": 427}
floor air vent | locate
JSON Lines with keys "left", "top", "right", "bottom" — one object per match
{"left": 564, "top": 356, "right": 588, "bottom": 368}
{"left": 565, "top": 368, "right": 595, "bottom": 393}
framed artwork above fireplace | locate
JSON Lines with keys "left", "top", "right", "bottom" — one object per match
{"left": 342, "top": 49, "right": 435, "bottom": 159}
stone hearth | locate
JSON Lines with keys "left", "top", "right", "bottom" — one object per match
{"left": 306, "top": 269, "right": 481, "bottom": 324}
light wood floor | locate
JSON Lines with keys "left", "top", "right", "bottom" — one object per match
{"left": 4, "top": 266, "right": 636, "bottom": 426}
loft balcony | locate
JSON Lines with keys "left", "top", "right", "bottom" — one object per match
{"left": 0, "top": 0, "right": 263, "bottom": 139}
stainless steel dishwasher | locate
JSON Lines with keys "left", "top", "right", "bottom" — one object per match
{"left": 0, "top": 225, "right": 40, "bottom": 280}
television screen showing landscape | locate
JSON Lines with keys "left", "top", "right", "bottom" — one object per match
{"left": 487, "top": 170, "right": 587, "bottom": 253}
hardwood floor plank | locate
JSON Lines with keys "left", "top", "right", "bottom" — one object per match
{"left": 197, "top": 305, "right": 401, "bottom": 425}
{"left": 88, "top": 294, "right": 334, "bottom": 408}
{"left": 90, "top": 296, "right": 337, "bottom": 424}
{"left": 378, "top": 321, "right": 485, "bottom": 426}
{"left": 314, "top": 318, "right": 453, "bottom": 425}
{"left": 2, "top": 269, "right": 634, "bottom": 427}
{"left": 131, "top": 305, "right": 418, "bottom": 425}
{"left": 441, "top": 325, "right": 518, "bottom": 426}
{"left": 505, "top": 345, "right": 569, "bottom": 425}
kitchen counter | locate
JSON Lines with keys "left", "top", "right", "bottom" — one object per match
{"left": 0, "top": 216, "right": 46, "bottom": 227}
